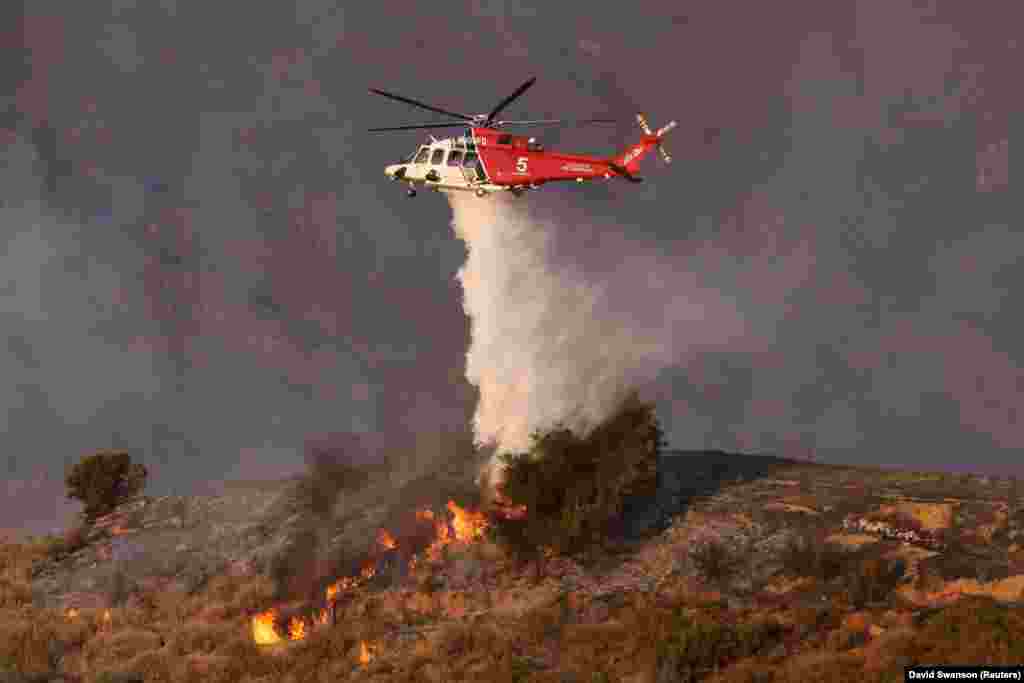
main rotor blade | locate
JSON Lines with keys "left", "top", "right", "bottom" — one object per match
{"left": 367, "top": 122, "right": 472, "bottom": 132}
{"left": 487, "top": 77, "right": 537, "bottom": 123}
{"left": 495, "top": 118, "right": 618, "bottom": 127}
{"left": 368, "top": 88, "right": 472, "bottom": 121}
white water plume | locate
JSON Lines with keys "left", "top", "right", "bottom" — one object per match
{"left": 447, "top": 194, "right": 746, "bottom": 476}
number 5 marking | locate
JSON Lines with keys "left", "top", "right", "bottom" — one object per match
{"left": 516, "top": 157, "right": 528, "bottom": 173}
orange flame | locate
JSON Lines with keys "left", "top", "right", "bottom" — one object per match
{"left": 413, "top": 500, "right": 491, "bottom": 563}
{"left": 378, "top": 529, "right": 397, "bottom": 549}
{"left": 447, "top": 500, "right": 488, "bottom": 542}
{"left": 65, "top": 608, "right": 79, "bottom": 619}
{"left": 252, "top": 609, "right": 282, "bottom": 645}
{"left": 109, "top": 524, "right": 130, "bottom": 536}
{"left": 103, "top": 609, "right": 111, "bottom": 622}
{"left": 358, "top": 640, "right": 373, "bottom": 666}
{"left": 288, "top": 617, "right": 306, "bottom": 641}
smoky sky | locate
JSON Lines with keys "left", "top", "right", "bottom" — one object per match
{"left": 0, "top": 1, "right": 1019, "bottom": 537}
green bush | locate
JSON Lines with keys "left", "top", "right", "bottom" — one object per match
{"left": 486, "top": 389, "right": 665, "bottom": 583}
{"left": 843, "top": 555, "right": 905, "bottom": 608}
{"left": 95, "top": 672, "right": 145, "bottom": 683}
{"left": 657, "top": 609, "right": 785, "bottom": 681}
{"left": 889, "top": 597, "right": 1024, "bottom": 666}
{"left": 690, "top": 539, "right": 743, "bottom": 587}
{"left": 778, "top": 530, "right": 851, "bottom": 583}
{"left": 64, "top": 450, "right": 148, "bottom": 521}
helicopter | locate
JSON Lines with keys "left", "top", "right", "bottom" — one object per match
{"left": 368, "top": 77, "right": 675, "bottom": 198}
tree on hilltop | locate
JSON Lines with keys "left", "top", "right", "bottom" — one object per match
{"left": 65, "top": 449, "right": 148, "bottom": 522}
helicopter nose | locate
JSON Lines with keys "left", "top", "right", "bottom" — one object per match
{"left": 385, "top": 165, "right": 407, "bottom": 180}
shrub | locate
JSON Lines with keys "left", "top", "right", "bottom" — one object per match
{"left": 690, "top": 539, "right": 743, "bottom": 587}
{"left": 65, "top": 450, "right": 148, "bottom": 521}
{"left": 926, "top": 537, "right": 1010, "bottom": 583}
{"left": 486, "top": 389, "right": 665, "bottom": 583}
{"left": 95, "top": 672, "right": 145, "bottom": 683}
{"left": 778, "top": 530, "right": 851, "bottom": 583}
{"left": 657, "top": 609, "right": 785, "bottom": 680}
{"left": 843, "top": 556, "right": 905, "bottom": 608}
{"left": 891, "top": 597, "right": 1024, "bottom": 666}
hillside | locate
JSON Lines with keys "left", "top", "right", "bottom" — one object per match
{"left": 2, "top": 451, "right": 1023, "bottom": 682}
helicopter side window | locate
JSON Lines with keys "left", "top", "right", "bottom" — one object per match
{"left": 462, "top": 151, "right": 478, "bottom": 167}
{"left": 496, "top": 135, "right": 513, "bottom": 146}
{"left": 430, "top": 149, "right": 445, "bottom": 165}
{"left": 413, "top": 148, "right": 430, "bottom": 164}
{"left": 447, "top": 150, "right": 463, "bottom": 166}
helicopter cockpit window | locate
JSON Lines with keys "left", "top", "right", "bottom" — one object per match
{"left": 413, "top": 148, "right": 430, "bottom": 164}
{"left": 527, "top": 137, "right": 544, "bottom": 152}
{"left": 447, "top": 150, "right": 463, "bottom": 166}
{"left": 430, "top": 149, "right": 445, "bottom": 165}
{"left": 496, "top": 135, "right": 513, "bottom": 146}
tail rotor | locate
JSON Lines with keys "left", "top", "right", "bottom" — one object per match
{"left": 637, "top": 113, "right": 676, "bottom": 164}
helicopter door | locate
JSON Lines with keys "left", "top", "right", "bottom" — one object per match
{"left": 446, "top": 149, "right": 465, "bottom": 185}
{"left": 462, "top": 151, "right": 484, "bottom": 183}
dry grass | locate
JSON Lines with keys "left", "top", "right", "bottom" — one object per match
{"left": 875, "top": 502, "right": 953, "bottom": 531}
{"left": 1, "top": 465, "right": 1021, "bottom": 683}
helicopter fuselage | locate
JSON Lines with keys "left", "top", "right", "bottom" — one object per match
{"left": 385, "top": 127, "right": 630, "bottom": 197}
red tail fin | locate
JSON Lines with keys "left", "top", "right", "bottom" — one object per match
{"left": 610, "top": 113, "right": 676, "bottom": 174}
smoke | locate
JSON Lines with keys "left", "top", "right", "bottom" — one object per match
{"left": 268, "top": 432, "right": 395, "bottom": 601}
{"left": 447, "top": 193, "right": 749, "bottom": 477}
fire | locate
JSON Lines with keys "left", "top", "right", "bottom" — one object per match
{"left": 65, "top": 608, "right": 79, "bottom": 619}
{"left": 447, "top": 500, "right": 488, "bottom": 542}
{"left": 252, "top": 609, "right": 282, "bottom": 645}
{"left": 358, "top": 640, "right": 373, "bottom": 666}
{"left": 252, "top": 608, "right": 323, "bottom": 645}
{"left": 103, "top": 609, "right": 111, "bottom": 622}
{"left": 288, "top": 617, "right": 306, "bottom": 641}
{"left": 378, "top": 529, "right": 397, "bottom": 549}
{"left": 109, "top": 524, "right": 130, "bottom": 536}
{"left": 253, "top": 499, "right": 499, "bottom": 646}
{"left": 415, "top": 499, "right": 490, "bottom": 562}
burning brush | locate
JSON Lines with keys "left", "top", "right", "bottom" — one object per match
{"left": 251, "top": 499, "right": 494, "bottom": 648}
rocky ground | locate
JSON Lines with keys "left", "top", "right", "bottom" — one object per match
{"left": 28, "top": 451, "right": 1024, "bottom": 617}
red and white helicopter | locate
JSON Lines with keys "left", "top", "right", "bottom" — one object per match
{"left": 368, "top": 77, "right": 675, "bottom": 198}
